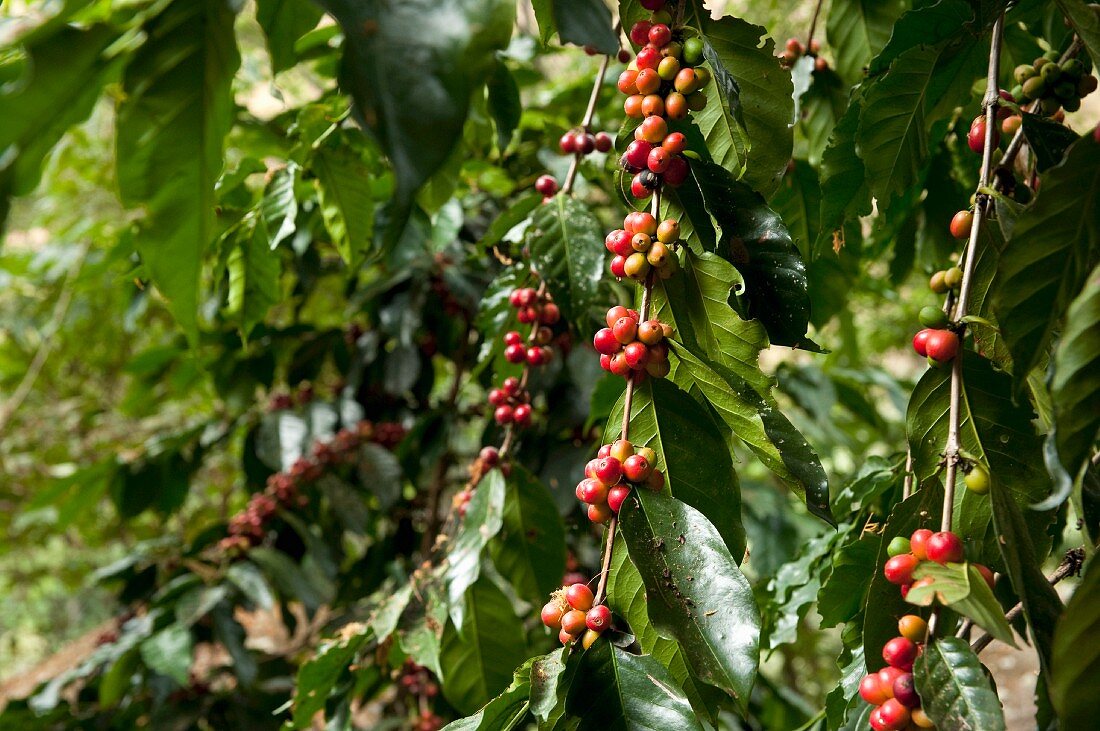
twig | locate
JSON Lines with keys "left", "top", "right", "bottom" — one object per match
{"left": 562, "top": 52, "right": 613, "bottom": 195}
{"left": 806, "top": 0, "right": 825, "bottom": 49}
{"left": 970, "top": 548, "right": 1084, "bottom": 653}
{"left": 902, "top": 448, "right": 914, "bottom": 500}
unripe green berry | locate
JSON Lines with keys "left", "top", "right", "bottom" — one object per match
{"left": 1040, "top": 62, "right": 1061, "bottom": 83}
{"left": 682, "top": 37, "right": 704, "bottom": 66}
{"left": 919, "top": 306, "right": 949, "bottom": 329}
{"left": 1022, "top": 76, "right": 1046, "bottom": 100}
{"left": 943, "top": 266, "right": 963, "bottom": 289}
{"left": 929, "top": 271, "right": 949, "bottom": 294}
{"left": 887, "top": 537, "right": 912, "bottom": 557}
{"left": 1013, "top": 64, "right": 1035, "bottom": 84}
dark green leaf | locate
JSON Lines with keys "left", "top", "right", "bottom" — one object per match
{"left": 817, "top": 95, "right": 872, "bottom": 256}
{"left": 565, "top": 641, "right": 704, "bottom": 731}
{"left": 489, "top": 464, "right": 566, "bottom": 606}
{"left": 442, "top": 658, "right": 532, "bottom": 731}
{"left": 529, "top": 649, "right": 578, "bottom": 725}
{"left": 1051, "top": 263, "right": 1100, "bottom": 476}
{"left": 525, "top": 194, "right": 606, "bottom": 327}
{"left": 1054, "top": 0, "right": 1100, "bottom": 61}
{"left": 1021, "top": 113, "right": 1080, "bottom": 172}
{"left": 994, "top": 137, "right": 1100, "bottom": 383}
{"left": 116, "top": 0, "right": 241, "bottom": 339}
{"left": 1051, "top": 556, "right": 1100, "bottom": 729}
{"left": 914, "top": 637, "right": 1006, "bottom": 731}
{"left": 439, "top": 576, "right": 529, "bottom": 716}
{"left": 249, "top": 547, "right": 334, "bottom": 612}
{"left": 291, "top": 629, "right": 370, "bottom": 728}
{"left": 486, "top": 60, "right": 521, "bottom": 151}
{"left": 479, "top": 193, "right": 541, "bottom": 251}
{"left": 139, "top": 623, "right": 193, "bottom": 686}
{"left": 618, "top": 491, "right": 760, "bottom": 709}
{"left": 817, "top": 534, "right": 879, "bottom": 628}
{"left": 255, "top": 0, "right": 323, "bottom": 73}
{"left": 826, "top": 0, "right": 908, "bottom": 83}
{"left": 550, "top": 0, "right": 618, "bottom": 55}
{"left": 867, "top": 0, "right": 976, "bottom": 77}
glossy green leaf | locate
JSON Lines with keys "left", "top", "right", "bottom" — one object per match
{"left": 316, "top": 0, "right": 514, "bottom": 242}
{"left": 546, "top": 0, "right": 619, "bottom": 55}
{"left": 867, "top": 0, "right": 976, "bottom": 77}
{"left": 291, "top": 629, "right": 370, "bottom": 728}
{"left": 607, "top": 378, "right": 745, "bottom": 558}
{"left": 439, "top": 576, "right": 529, "bottom": 716}
{"left": 479, "top": 193, "right": 542, "bottom": 251}
{"left": 914, "top": 637, "right": 1006, "bottom": 731}
{"left": 139, "top": 623, "right": 193, "bottom": 686}
{"left": 445, "top": 469, "right": 507, "bottom": 629}
{"left": 906, "top": 562, "right": 1016, "bottom": 646}
{"left": 817, "top": 533, "right": 879, "bottom": 628}
{"left": 1051, "top": 263, "right": 1100, "bottom": 477}
{"left": 489, "top": 464, "right": 566, "bottom": 606}
{"left": 994, "top": 137, "right": 1100, "bottom": 383}
{"left": 1021, "top": 113, "right": 1080, "bottom": 172}
{"left": 564, "top": 641, "right": 703, "bottom": 731}
{"left": 618, "top": 491, "right": 760, "bottom": 709}
{"left": 817, "top": 94, "right": 872, "bottom": 256}
{"left": 1050, "top": 556, "right": 1100, "bottom": 729}
{"left": 690, "top": 159, "right": 814, "bottom": 348}
{"left": 826, "top": 0, "right": 908, "bottom": 83}
{"left": 524, "top": 194, "right": 605, "bottom": 327}
{"left": 116, "top": 0, "right": 241, "bottom": 340}
{"left": 255, "top": 0, "right": 323, "bottom": 73}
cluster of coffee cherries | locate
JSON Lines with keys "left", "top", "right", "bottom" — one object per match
{"left": 576, "top": 439, "right": 665, "bottom": 524}
{"left": 488, "top": 376, "right": 533, "bottom": 429}
{"left": 540, "top": 583, "right": 611, "bottom": 649}
{"left": 859, "top": 614, "right": 934, "bottom": 730}
{"left": 398, "top": 658, "right": 439, "bottom": 699}
{"left": 490, "top": 287, "right": 562, "bottom": 427}
{"left": 883, "top": 529, "right": 994, "bottom": 600}
{"left": 559, "top": 128, "right": 614, "bottom": 157}
{"left": 1012, "top": 52, "right": 1097, "bottom": 115}
{"left": 617, "top": 3, "right": 708, "bottom": 198}
{"left": 604, "top": 211, "right": 682, "bottom": 281}
{"left": 221, "top": 420, "right": 405, "bottom": 552}
{"left": 911, "top": 306, "right": 959, "bottom": 366}
{"left": 593, "top": 305, "right": 672, "bottom": 380}
{"left": 454, "top": 446, "right": 507, "bottom": 517}
{"left": 779, "top": 37, "right": 828, "bottom": 72}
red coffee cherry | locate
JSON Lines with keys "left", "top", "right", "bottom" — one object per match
{"left": 909, "top": 529, "right": 933, "bottom": 561}
{"left": 636, "top": 47, "right": 661, "bottom": 71}
{"left": 648, "top": 24, "right": 672, "bottom": 47}
{"left": 488, "top": 388, "right": 507, "bottom": 406}
{"left": 494, "top": 405, "right": 514, "bottom": 424}
{"left": 623, "top": 454, "right": 653, "bottom": 482}
{"left": 949, "top": 209, "right": 974, "bottom": 239}
{"left": 541, "top": 601, "right": 564, "bottom": 628}
{"left": 623, "top": 139, "right": 653, "bottom": 171}
{"left": 594, "top": 132, "right": 613, "bottom": 152}
{"left": 647, "top": 146, "right": 671, "bottom": 173}
{"left": 912, "top": 328, "right": 934, "bottom": 357}
{"left": 877, "top": 665, "right": 905, "bottom": 693}
{"left": 505, "top": 343, "right": 526, "bottom": 364}
{"left": 630, "top": 20, "right": 654, "bottom": 47}
{"left": 974, "top": 563, "right": 995, "bottom": 590}
{"left": 926, "top": 531, "right": 965, "bottom": 563}
{"left": 869, "top": 708, "right": 889, "bottom": 731}
{"left": 588, "top": 502, "right": 613, "bottom": 523}
{"left": 859, "top": 674, "right": 890, "bottom": 705}
{"left": 624, "top": 341, "right": 650, "bottom": 369}
{"left": 879, "top": 698, "right": 912, "bottom": 730}
{"left": 663, "top": 155, "right": 689, "bottom": 186}
{"left": 594, "top": 457, "right": 623, "bottom": 485}
{"left": 580, "top": 478, "right": 609, "bottom": 505}
{"left": 558, "top": 627, "right": 574, "bottom": 645}
{"left": 594, "top": 328, "right": 622, "bottom": 355}
{"left": 480, "top": 446, "right": 500, "bottom": 466}
{"left": 613, "top": 316, "right": 639, "bottom": 344}
{"left": 574, "top": 132, "right": 596, "bottom": 155}
{"left": 924, "top": 329, "right": 960, "bottom": 362}
{"left": 884, "top": 553, "right": 919, "bottom": 585}
{"left": 662, "top": 132, "right": 687, "bottom": 154}
{"left": 566, "top": 583, "right": 595, "bottom": 611}
{"left": 526, "top": 346, "right": 547, "bottom": 366}
{"left": 561, "top": 609, "right": 587, "bottom": 635}
{"left": 968, "top": 115, "right": 999, "bottom": 153}
{"left": 535, "top": 174, "right": 559, "bottom": 196}
{"left": 513, "top": 403, "right": 532, "bottom": 426}
{"left": 636, "top": 68, "right": 661, "bottom": 95}
{"left": 610, "top": 255, "right": 627, "bottom": 278}
{"left": 892, "top": 672, "right": 920, "bottom": 708}
{"left": 882, "top": 637, "right": 918, "bottom": 671}
{"left": 559, "top": 132, "right": 576, "bottom": 154}
{"left": 607, "top": 485, "right": 632, "bottom": 513}
{"left": 586, "top": 604, "right": 612, "bottom": 631}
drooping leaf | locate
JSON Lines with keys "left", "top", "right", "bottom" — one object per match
{"left": 1021, "top": 113, "right": 1080, "bottom": 172}
{"left": 994, "top": 137, "right": 1100, "bottom": 383}
{"left": 116, "top": 0, "right": 242, "bottom": 340}
{"left": 905, "top": 562, "right": 1016, "bottom": 646}
{"left": 914, "top": 637, "right": 1007, "bottom": 731}
{"left": 255, "top": 0, "right": 323, "bottom": 73}
{"left": 617, "top": 491, "right": 760, "bottom": 710}
{"left": 817, "top": 532, "right": 879, "bottom": 628}
{"left": 442, "top": 658, "right": 533, "bottom": 731}
{"left": 564, "top": 641, "right": 703, "bottom": 731}
{"left": 1051, "top": 263, "right": 1100, "bottom": 477}
{"left": 607, "top": 378, "right": 745, "bottom": 558}
{"left": 529, "top": 649, "right": 575, "bottom": 726}
{"left": 445, "top": 469, "right": 507, "bottom": 628}
{"left": 439, "top": 576, "right": 529, "bottom": 716}
{"left": 524, "top": 194, "right": 608, "bottom": 327}
{"left": 316, "top": 0, "right": 514, "bottom": 243}
{"left": 1050, "top": 556, "right": 1100, "bottom": 729}
{"left": 291, "top": 629, "right": 370, "bottom": 728}
{"left": 488, "top": 464, "right": 566, "bottom": 606}
{"left": 479, "top": 193, "right": 541, "bottom": 251}
{"left": 548, "top": 0, "right": 619, "bottom": 55}
{"left": 867, "top": 0, "right": 976, "bottom": 77}
{"left": 826, "top": 0, "right": 908, "bottom": 83}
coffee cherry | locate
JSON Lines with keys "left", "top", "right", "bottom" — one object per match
{"left": 639, "top": 116, "right": 668, "bottom": 143}
{"left": 630, "top": 20, "right": 654, "bottom": 47}
{"left": 623, "top": 454, "right": 653, "bottom": 482}
{"left": 911, "top": 708, "right": 934, "bottom": 729}
{"left": 943, "top": 266, "right": 963, "bottom": 289}
{"left": 624, "top": 251, "right": 651, "bottom": 278}
{"left": 892, "top": 672, "right": 919, "bottom": 708}
{"left": 586, "top": 604, "right": 612, "bottom": 631}
{"left": 859, "top": 674, "right": 890, "bottom": 705}
{"left": 612, "top": 317, "right": 639, "bottom": 345}
{"left": 909, "top": 529, "right": 933, "bottom": 560}
{"left": 640, "top": 0, "right": 665, "bottom": 10}
{"left": 662, "top": 132, "right": 687, "bottom": 154}
{"left": 566, "top": 583, "right": 595, "bottom": 611}
{"left": 622, "top": 342, "right": 648, "bottom": 369}
{"left": 884, "top": 554, "right": 919, "bottom": 585}
{"left": 629, "top": 233, "right": 651, "bottom": 253}
{"left": 594, "top": 457, "right": 623, "bottom": 486}
{"left": 597, "top": 443, "right": 613, "bottom": 459}
{"left": 526, "top": 346, "right": 547, "bottom": 366}
{"left": 581, "top": 628, "right": 602, "bottom": 649}
{"left": 504, "top": 343, "right": 526, "bottom": 364}
{"left": 869, "top": 708, "right": 889, "bottom": 731}
{"left": 658, "top": 56, "right": 681, "bottom": 82}
{"left": 618, "top": 69, "right": 640, "bottom": 95}
{"left": 648, "top": 23, "right": 672, "bottom": 47}
{"left": 494, "top": 405, "right": 514, "bottom": 424}
{"left": 882, "top": 637, "right": 918, "bottom": 671}
{"left": 559, "top": 133, "right": 576, "bottom": 154}
{"left": 919, "top": 306, "right": 949, "bottom": 329}
{"left": 540, "top": 302, "right": 561, "bottom": 325}
{"left": 879, "top": 698, "right": 912, "bottom": 729}
{"left": 682, "top": 37, "right": 704, "bottom": 65}
{"left": 924, "top": 329, "right": 960, "bottom": 362}
{"left": 502, "top": 376, "right": 520, "bottom": 394}
{"left": 926, "top": 531, "right": 964, "bottom": 563}
{"left": 561, "top": 609, "right": 587, "bottom": 635}
{"left": 640, "top": 93, "right": 665, "bottom": 118}
{"left": 595, "top": 132, "right": 613, "bottom": 152}
{"left": 513, "top": 403, "right": 532, "bottom": 426}
{"left": 887, "top": 536, "right": 912, "bottom": 557}
{"left": 605, "top": 305, "right": 631, "bottom": 326}
{"left": 594, "top": 328, "right": 622, "bottom": 355}
{"left": 630, "top": 174, "right": 653, "bottom": 199}
{"left": 622, "top": 140, "right": 653, "bottom": 171}
{"left": 950, "top": 209, "right": 974, "bottom": 239}
{"left": 646, "top": 359, "right": 671, "bottom": 378}
{"left": 559, "top": 627, "right": 574, "bottom": 644}
{"left": 647, "top": 241, "right": 670, "bottom": 267}
{"left": 898, "top": 614, "right": 928, "bottom": 642}
{"left": 503, "top": 330, "right": 523, "bottom": 347}
{"left": 974, "top": 563, "right": 996, "bottom": 590}
{"left": 606, "top": 229, "right": 632, "bottom": 256}
{"left": 912, "top": 328, "right": 934, "bottom": 357}
{"left": 480, "top": 446, "right": 500, "bottom": 467}
{"left": 488, "top": 388, "right": 507, "bottom": 406}
{"left": 610, "top": 439, "right": 634, "bottom": 462}
{"left": 636, "top": 67, "right": 661, "bottom": 94}
{"left": 588, "top": 502, "right": 613, "bottom": 523}
{"left": 929, "top": 270, "right": 948, "bottom": 294}
{"left": 575, "top": 132, "right": 596, "bottom": 155}
{"left": 541, "top": 601, "right": 564, "bottom": 628}
{"left": 624, "top": 94, "right": 644, "bottom": 118}
{"left": 608, "top": 485, "right": 632, "bottom": 513}
{"left": 609, "top": 256, "right": 627, "bottom": 278}
{"left": 648, "top": 146, "right": 671, "bottom": 173}
{"left": 664, "top": 155, "right": 689, "bottom": 186}
{"left": 609, "top": 352, "right": 633, "bottom": 376}
{"left": 968, "top": 115, "right": 999, "bottom": 153}
{"left": 964, "top": 465, "right": 990, "bottom": 494}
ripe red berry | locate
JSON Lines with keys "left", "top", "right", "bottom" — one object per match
{"left": 594, "top": 132, "right": 613, "bottom": 152}
{"left": 541, "top": 601, "right": 564, "bottom": 628}
{"left": 877, "top": 665, "right": 905, "bottom": 693}
{"left": 580, "top": 478, "right": 609, "bottom": 505}
{"left": 610, "top": 255, "right": 627, "bottom": 278}
{"left": 480, "top": 446, "right": 500, "bottom": 466}
{"left": 882, "top": 636, "right": 918, "bottom": 671}
{"left": 606, "top": 305, "right": 630, "bottom": 326}
{"left": 648, "top": 24, "right": 672, "bottom": 47}
{"left": 613, "top": 316, "right": 639, "bottom": 344}
{"left": 629, "top": 20, "right": 653, "bottom": 47}
{"left": 594, "top": 328, "right": 622, "bottom": 355}
{"left": 636, "top": 47, "right": 661, "bottom": 70}
{"left": 949, "top": 209, "right": 974, "bottom": 239}
{"left": 639, "top": 115, "right": 668, "bottom": 143}
{"left": 924, "top": 329, "right": 960, "bottom": 362}
{"left": 526, "top": 346, "right": 546, "bottom": 366}
{"left": 968, "top": 115, "right": 999, "bottom": 153}
{"left": 879, "top": 698, "right": 911, "bottom": 730}
{"left": 623, "top": 341, "right": 649, "bottom": 369}
{"left": 505, "top": 343, "right": 526, "bottom": 364}
{"left": 575, "top": 132, "right": 596, "bottom": 155}
{"left": 566, "top": 583, "right": 595, "bottom": 611}
{"left": 504, "top": 330, "right": 523, "bottom": 346}
{"left": 631, "top": 173, "right": 652, "bottom": 199}
{"left": 513, "top": 403, "right": 532, "bottom": 426}
{"left": 622, "top": 454, "right": 652, "bottom": 482}
{"left": 584, "top": 459, "right": 600, "bottom": 480}
{"left": 974, "top": 563, "right": 995, "bottom": 590}
{"left": 892, "top": 672, "right": 920, "bottom": 708}
{"left": 609, "top": 352, "right": 633, "bottom": 376}
{"left": 869, "top": 708, "right": 888, "bottom": 731}
{"left": 559, "top": 132, "right": 576, "bottom": 154}
{"left": 663, "top": 154, "right": 689, "bottom": 186}
{"left": 597, "top": 443, "right": 613, "bottom": 459}
{"left": 912, "top": 328, "right": 934, "bottom": 357}
{"left": 517, "top": 306, "right": 537, "bottom": 324}
{"left": 561, "top": 608, "right": 587, "bottom": 634}
{"left": 617, "top": 69, "right": 639, "bottom": 95}
{"left": 494, "top": 405, "right": 514, "bottom": 424}
{"left": 488, "top": 388, "right": 507, "bottom": 406}
{"left": 883, "top": 554, "right": 919, "bottom": 585}
{"left": 622, "top": 140, "right": 653, "bottom": 171}
{"left": 647, "top": 146, "right": 670, "bottom": 173}
{"left": 535, "top": 174, "right": 558, "bottom": 196}
{"left": 607, "top": 485, "right": 631, "bottom": 513}
{"left": 586, "top": 605, "right": 612, "bottom": 631}
{"left": 909, "top": 529, "right": 933, "bottom": 560}
{"left": 559, "top": 627, "right": 574, "bottom": 645}
{"left": 594, "top": 457, "right": 623, "bottom": 485}
{"left": 926, "top": 531, "right": 964, "bottom": 563}
{"left": 859, "top": 674, "right": 889, "bottom": 705}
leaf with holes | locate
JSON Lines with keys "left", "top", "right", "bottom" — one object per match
{"left": 914, "top": 637, "right": 1006, "bottom": 731}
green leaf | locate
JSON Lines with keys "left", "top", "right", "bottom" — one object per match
{"left": 867, "top": 0, "right": 976, "bottom": 77}
{"left": 442, "top": 660, "right": 532, "bottom": 731}
{"left": 683, "top": 6, "right": 794, "bottom": 196}
{"left": 618, "top": 491, "right": 760, "bottom": 709}
{"left": 529, "top": 649, "right": 574, "bottom": 725}
{"left": 445, "top": 469, "right": 507, "bottom": 628}
{"left": 691, "top": 159, "right": 814, "bottom": 348}
{"left": 260, "top": 162, "right": 299, "bottom": 249}
{"left": 313, "top": 144, "right": 375, "bottom": 266}
{"left": 995, "top": 137, "right": 1100, "bottom": 387}
{"left": 906, "top": 562, "right": 1017, "bottom": 646}
{"left": 1054, "top": 0, "right": 1100, "bottom": 62}
{"left": 914, "top": 637, "right": 1006, "bottom": 731}
{"left": 116, "top": 0, "right": 241, "bottom": 340}
{"left": 249, "top": 547, "right": 334, "bottom": 612}
{"left": 1051, "top": 556, "right": 1100, "bottom": 728}
{"left": 862, "top": 484, "right": 943, "bottom": 672}
{"left": 486, "top": 60, "right": 521, "bottom": 152}
{"left": 524, "top": 194, "right": 606, "bottom": 327}
{"left": 489, "top": 464, "right": 566, "bottom": 606}
{"left": 800, "top": 68, "right": 848, "bottom": 167}
{"left": 139, "top": 623, "right": 193, "bottom": 686}
{"left": 226, "top": 221, "right": 281, "bottom": 339}
{"left": 1051, "top": 263, "right": 1100, "bottom": 476}
{"left": 549, "top": 0, "right": 619, "bottom": 55}
{"left": 255, "top": 0, "right": 323, "bottom": 73}
{"left": 826, "top": 0, "right": 908, "bottom": 83}
{"left": 291, "top": 629, "right": 370, "bottom": 728}
{"left": 856, "top": 37, "right": 985, "bottom": 210}
{"left": 1021, "top": 113, "right": 1080, "bottom": 173}
{"left": 907, "top": 354, "right": 1054, "bottom": 569}
{"left": 769, "top": 160, "right": 820, "bottom": 260}
{"left": 607, "top": 378, "right": 745, "bottom": 558}
{"left": 817, "top": 533, "right": 879, "bottom": 628}
{"left": 817, "top": 94, "right": 872, "bottom": 256}
{"left": 316, "top": 0, "right": 514, "bottom": 241}
{"left": 564, "top": 641, "right": 704, "bottom": 731}
{"left": 479, "top": 193, "right": 541, "bottom": 251}
{"left": 439, "top": 576, "right": 529, "bottom": 716}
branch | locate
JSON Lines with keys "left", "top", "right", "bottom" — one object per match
{"left": 806, "top": 0, "right": 825, "bottom": 49}
{"left": 562, "top": 23, "right": 621, "bottom": 195}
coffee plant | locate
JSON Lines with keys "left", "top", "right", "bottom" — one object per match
{"left": 0, "top": 0, "right": 1098, "bottom": 729}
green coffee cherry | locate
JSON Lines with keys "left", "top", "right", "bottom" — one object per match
{"left": 1040, "top": 63, "right": 1061, "bottom": 82}
{"left": 1061, "top": 58, "right": 1085, "bottom": 78}
{"left": 1013, "top": 64, "right": 1035, "bottom": 84}
{"left": 1022, "top": 76, "right": 1046, "bottom": 100}
{"left": 682, "top": 37, "right": 704, "bottom": 66}
{"left": 919, "top": 306, "right": 949, "bottom": 329}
